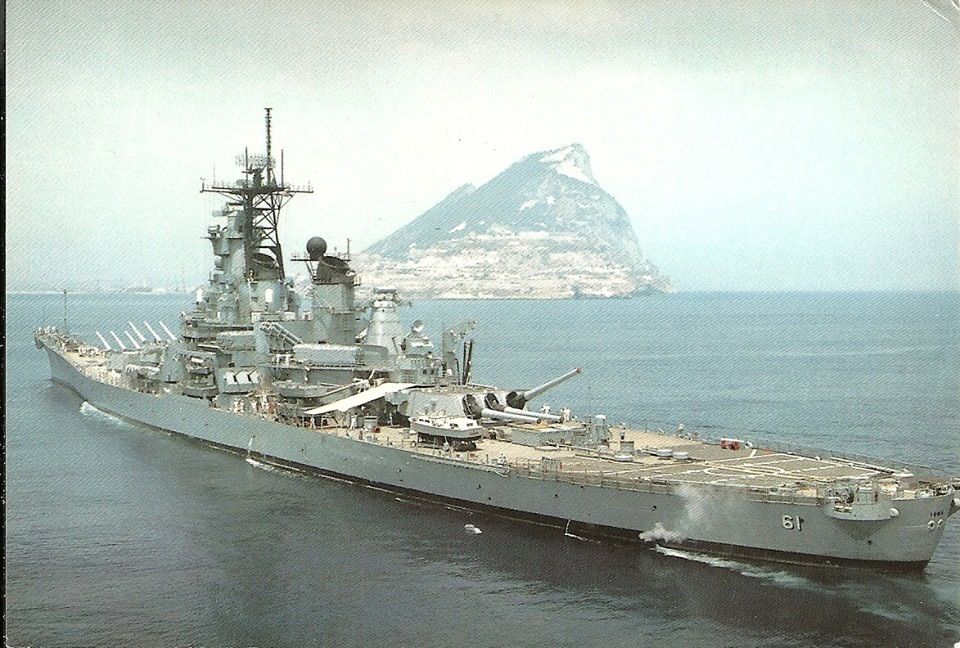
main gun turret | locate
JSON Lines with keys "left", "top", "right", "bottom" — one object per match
{"left": 483, "top": 392, "right": 561, "bottom": 422}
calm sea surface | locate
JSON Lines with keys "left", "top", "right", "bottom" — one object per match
{"left": 6, "top": 292, "right": 960, "bottom": 647}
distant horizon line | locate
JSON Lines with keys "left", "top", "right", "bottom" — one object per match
{"left": 7, "top": 288, "right": 959, "bottom": 297}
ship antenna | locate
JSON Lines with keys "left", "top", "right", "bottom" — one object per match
{"left": 265, "top": 107, "right": 273, "bottom": 184}
{"left": 202, "top": 110, "right": 312, "bottom": 281}
{"left": 62, "top": 289, "right": 68, "bottom": 333}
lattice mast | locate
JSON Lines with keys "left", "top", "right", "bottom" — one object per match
{"left": 201, "top": 108, "right": 312, "bottom": 281}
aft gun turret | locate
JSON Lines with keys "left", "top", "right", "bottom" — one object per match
{"left": 483, "top": 393, "right": 561, "bottom": 422}
{"left": 505, "top": 367, "right": 582, "bottom": 410}
{"left": 463, "top": 394, "right": 541, "bottom": 424}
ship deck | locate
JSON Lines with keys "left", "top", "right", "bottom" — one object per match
{"left": 316, "top": 423, "right": 902, "bottom": 498}
{"left": 54, "top": 342, "right": 920, "bottom": 500}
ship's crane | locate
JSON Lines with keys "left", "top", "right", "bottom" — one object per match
{"left": 441, "top": 319, "right": 477, "bottom": 383}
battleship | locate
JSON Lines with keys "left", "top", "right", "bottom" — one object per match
{"left": 36, "top": 111, "right": 958, "bottom": 570}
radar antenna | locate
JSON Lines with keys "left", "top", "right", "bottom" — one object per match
{"left": 200, "top": 108, "right": 312, "bottom": 280}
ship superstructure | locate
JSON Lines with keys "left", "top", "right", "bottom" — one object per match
{"left": 36, "top": 112, "right": 959, "bottom": 570}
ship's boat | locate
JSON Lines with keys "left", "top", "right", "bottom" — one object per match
{"left": 35, "top": 111, "right": 960, "bottom": 571}
{"left": 411, "top": 414, "right": 483, "bottom": 450}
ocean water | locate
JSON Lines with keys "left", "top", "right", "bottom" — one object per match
{"left": 6, "top": 292, "right": 959, "bottom": 647}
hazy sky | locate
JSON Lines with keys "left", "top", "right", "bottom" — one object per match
{"left": 7, "top": 1, "right": 959, "bottom": 291}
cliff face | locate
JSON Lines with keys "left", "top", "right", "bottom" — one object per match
{"left": 358, "top": 144, "right": 672, "bottom": 299}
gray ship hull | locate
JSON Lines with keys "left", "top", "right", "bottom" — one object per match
{"left": 42, "top": 342, "right": 954, "bottom": 569}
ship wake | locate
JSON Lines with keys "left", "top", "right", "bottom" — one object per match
{"left": 80, "top": 401, "right": 132, "bottom": 429}
{"left": 243, "top": 457, "right": 314, "bottom": 482}
{"left": 654, "top": 545, "right": 813, "bottom": 589}
{"left": 245, "top": 457, "right": 280, "bottom": 472}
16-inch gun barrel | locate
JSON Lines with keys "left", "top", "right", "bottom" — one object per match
{"left": 466, "top": 394, "right": 543, "bottom": 424}
{"left": 506, "top": 367, "right": 581, "bottom": 409}
{"left": 480, "top": 408, "right": 541, "bottom": 424}
{"left": 502, "top": 405, "right": 561, "bottom": 422}
{"left": 481, "top": 392, "right": 562, "bottom": 422}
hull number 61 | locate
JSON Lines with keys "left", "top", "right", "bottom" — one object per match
{"left": 782, "top": 515, "right": 803, "bottom": 532}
